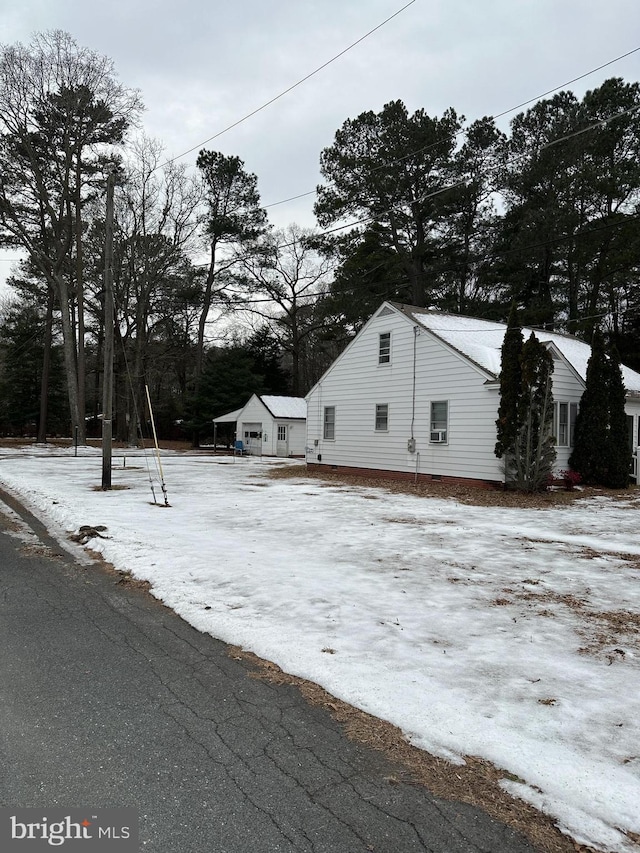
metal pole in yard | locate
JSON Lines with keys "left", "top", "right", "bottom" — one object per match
{"left": 101, "top": 170, "right": 115, "bottom": 490}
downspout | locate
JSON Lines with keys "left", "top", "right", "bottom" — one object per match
{"left": 408, "top": 328, "right": 419, "bottom": 470}
{"left": 410, "top": 326, "right": 418, "bottom": 444}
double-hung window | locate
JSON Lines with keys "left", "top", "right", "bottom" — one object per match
{"left": 375, "top": 404, "right": 389, "bottom": 431}
{"left": 323, "top": 406, "right": 335, "bottom": 440}
{"left": 430, "top": 401, "right": 448, "bottom": 443}
{"left": 553, "top": 402, "right": 578, "bottom": 446}
{"left": 378, "top": 332, "right": 391, "bottom": 364}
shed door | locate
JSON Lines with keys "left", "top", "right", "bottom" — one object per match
{"left": 276, "top": 424, "right": 288, "bottom": 457}
{"left": 242, "top": 422, "right": 262, "bottom": 455}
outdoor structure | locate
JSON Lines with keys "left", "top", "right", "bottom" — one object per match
{"left": 215, "top": 395, "right": 307, "bottom": 457}
{"left": 305, "top": 301, "right": 640, "bottom": 487}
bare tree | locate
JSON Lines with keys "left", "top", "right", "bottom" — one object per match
{"left": 237, "top": 224, "right": 333, "bottom": 394}
{"left": 105, "top": 136, "right": 201, "bottom": 444}
{"left": 0, "top": 30, "right": 142, "bottom": 442}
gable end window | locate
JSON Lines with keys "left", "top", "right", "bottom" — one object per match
{"left": 378, "top": 332, "right": 391, "bottom": 364}
{"left": 375, "top": 404, "right": 389, "bottom": 431}
{"left": 323, "top": 406, "right": 335, "bottom": 440}
{"left": 430, "top": 401, "right": 448, "bottom": 443}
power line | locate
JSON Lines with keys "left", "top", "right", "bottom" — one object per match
{"left": 3, "top": 43, "right": 635, "bottom": 267}
{"left": 256, "top": 46, "right": 640, "bottom": 213}
{"left": 156, "top": 0, "right": 417, "bottom": 170}
{"left": 213, "top": 211, "right": 640, "bottom": 309}
{"left": 492, "top": 46, "right": 640, "bottom": 123}
{"left": 210, "top": 101, "right": 640, "bottom": 263}
{"left": 4, "top": 98, "right": 636, "bottom": 273}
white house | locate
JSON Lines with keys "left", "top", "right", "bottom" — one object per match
{"left": 305, "top": 302, "right": 640, "bottom": 487}
{"left": 219, "top": 394, "right": 307, "bottom": 457}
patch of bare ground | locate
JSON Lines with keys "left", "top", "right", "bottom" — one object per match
{"left": 84, "top": 548, "right": 153, "bottom": 591}
{"left": 517, "top": 589, "right": 640, "bottom": 658}
{"left": 267, "top": 464, "right": 640, "bottom": 508}
{"left": 19, "top": 543, "right": 62, "bottom": 561}
{"left": 228, "top": 646, "right": 598, "bottom": 853}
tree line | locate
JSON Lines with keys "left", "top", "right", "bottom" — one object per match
{"left": 0, "top": 30, "right": 639, "bottom": 448}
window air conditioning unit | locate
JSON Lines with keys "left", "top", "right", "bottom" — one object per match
{"left": 430, "top": 430, "right": 447, "bottom": 443}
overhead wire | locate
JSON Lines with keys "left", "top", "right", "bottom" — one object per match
{"left": 258, "top": 45, "right": 640, "bottom": 213}
{"left": 190, "top": 99, "right": 640, "bottom": 268}
{"left": 155, "top": 0, "right": 417, "bottom": 170}
{"left": 0, "top": 44, "right": 638, "bottom": 263}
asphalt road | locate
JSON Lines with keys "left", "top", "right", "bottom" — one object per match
{"left": 0, "top": 490, "right": 537, "bottom": 853}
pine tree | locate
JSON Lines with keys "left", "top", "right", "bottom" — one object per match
{"left": 569, "top": 329, "right": 611, "bottom": 484}
{"left": 495, "top": 303, "right": 523, "bottom": 459}
{"left": 0, "top": 302, "right": 67, "bottom": 436}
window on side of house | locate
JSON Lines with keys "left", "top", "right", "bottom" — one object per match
{"left": 555, "top": 402, "right": 569, "bottom": 446}
{"left": 277, "top": 425, "right": 287, "bottom": 442}
{"left": 569, "top": 403, "right": 578, "bottom": 447}
{"left": 430, "top": 401, "right": 448, "bottom": 443}
{"left": 323, "top": 406, "right": 335, "bottom": 440}
{"left": 375, "top": 403, "right": 389, "bottom": 431}
{"left": 554, "top": 402, "right": 579, "bottom": 447}
{"left": 378, "top": 332, "right": 391, "bottom": 364}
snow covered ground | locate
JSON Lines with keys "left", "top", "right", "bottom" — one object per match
{"left": 0, "top": 446, "right": 639, "bottom": 853}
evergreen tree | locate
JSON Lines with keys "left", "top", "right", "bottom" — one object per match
{"left": 185, "top": 346, "right": 265, "bottom": 441}
{"left": 495, "top": 308, "right": 556, "bottom": 490}
{"left": 495, "top": 303, "right": 523, "bottom": 459}
{"left": 244, "top": 326, "right": 290, "bottom": 395}
{"left": 604, "top": 345, "right": 631, "bottom": 488}
{"left": 511, "top": 334, "right": 556, "bottom": 491}
{"left": 0, "top": 302, "right": 67, "bottom": 435}
{"left": 569, "top": 329, "right": 611, "bottom": 484}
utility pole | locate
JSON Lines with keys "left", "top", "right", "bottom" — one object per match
{"left": 101, "top": 170, "right": 115, "bottom": 490}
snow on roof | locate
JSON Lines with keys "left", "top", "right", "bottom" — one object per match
{"left": 400, "top": 306, "right": 640, "bottom": 393}
{"left": 260, "top": 395, "right": 307, "bottom": 419}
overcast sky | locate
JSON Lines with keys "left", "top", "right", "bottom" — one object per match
{"left": 1, "top": 0, "right": 640, "bottom": 288}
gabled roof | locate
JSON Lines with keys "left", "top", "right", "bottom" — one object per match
{"left": 213, "top": 407, "right": 243, "bottom": 424}
{"left": 259, "top": 395, "right": 307, "bottom": 419}
{"left": 393, "top": 303, "right": 640, "bottom": 394}
{"left": 214, "top": 396, "right": 307, "bottom": 423}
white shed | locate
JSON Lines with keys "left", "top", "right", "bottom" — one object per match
{"left": 305, "top": 302, "right": 640, "bottom": 486}
{"left": 236, "top": 394, "right": 307, "bottom": 457}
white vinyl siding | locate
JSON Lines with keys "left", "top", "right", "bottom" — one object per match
{"left": 305, "top": 303, "right": 640, "bottom": 484}
{"left": 375, "top": 404, "right": 389, "bottom": 431}
{"left": 552, "top": 359, "right": 584, "bottom": 471}
{"left": 306, "top": 307, "right": 505, "bottom": 482}
{"left": 237, "top": 394, "right": 307, "bottom": 457}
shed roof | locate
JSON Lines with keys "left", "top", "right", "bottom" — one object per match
{"left": 212, "top": 407, "right": 243, "bottom": 424}
{"left": 259, "top": 395, "right": 307, "bottom": 419}
{"left": 394, "top": 304, "right": 640, "bottom": 393}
